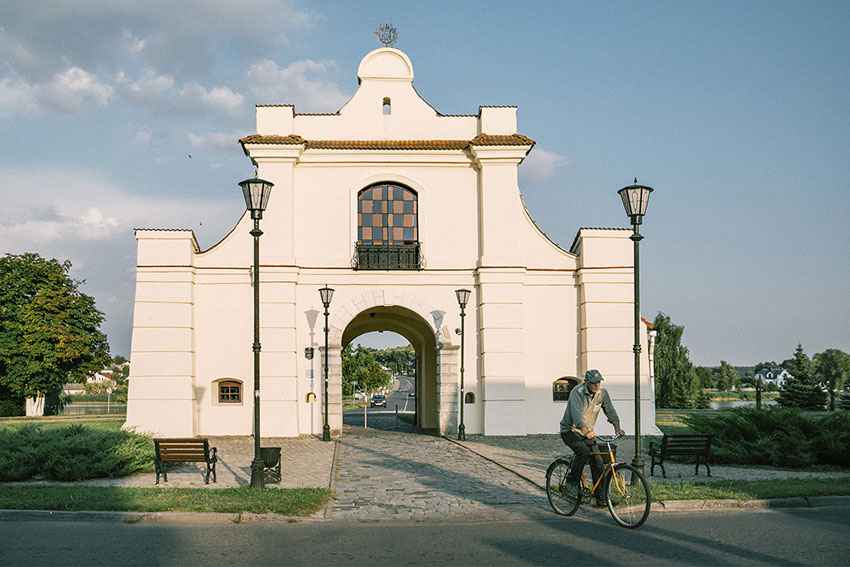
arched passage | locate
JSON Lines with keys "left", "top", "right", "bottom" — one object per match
{"left": 342, "top": 306, "right": 442, "bottom": 432}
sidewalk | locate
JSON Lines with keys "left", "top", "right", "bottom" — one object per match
{"left": 4, "top": 428, "right": 849, "bottom": 523}
{"left": 55, "top": 435, "right": 336, "bottom": 490}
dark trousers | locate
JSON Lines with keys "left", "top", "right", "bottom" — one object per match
{"left": 560, "top": 431, "right": 604, "bottom": 497}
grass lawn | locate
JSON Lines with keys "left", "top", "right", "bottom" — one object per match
{"left": 0, "top": 415, "right": 126, "bottom": 431}
{"left": 650, "top": 477, "right": 850, "bottom": 502}
{"left": 0, "top": 485, "right": 330, "bottom": 516}
{"left": 708, "top": 390, "right": 779, "bottom": 402}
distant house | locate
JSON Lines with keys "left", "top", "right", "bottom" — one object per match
{"left": 754, "top": 368, "right": 791, "bottom": 387}
{"left": 62, "top": 383, "right": 85, "bottom": 396}
{"left": 88, "top": 370, "right": 114, "bottom": 384}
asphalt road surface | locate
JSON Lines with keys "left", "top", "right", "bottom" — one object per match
{"left": 343, "top": 374, "right": 417, "bottom": 431}
{"left": 3, "top": 506, "right": 848, "bottom": 566}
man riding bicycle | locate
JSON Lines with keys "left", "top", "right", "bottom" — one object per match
{"left": 560, "top": 369, "right": 625, "bottom": 505}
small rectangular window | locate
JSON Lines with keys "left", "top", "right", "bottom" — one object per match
{"left": 219, "top": 381, "right": 242, "bottom": 403}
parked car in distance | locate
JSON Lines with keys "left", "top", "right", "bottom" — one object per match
{"left": 353, "top": 392, "right": 364, "bottom": 400}
{"left": 370, "top": 394, "right": 387, "bottom": 408}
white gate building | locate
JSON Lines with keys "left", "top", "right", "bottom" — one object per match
{"left": 125, "top": 47, "right": 656, "bottom": 438}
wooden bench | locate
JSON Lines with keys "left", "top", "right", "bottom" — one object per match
{"left": 649, "top": 434, "right": 713, "bottom": 478}
{"left": 154, "top": 438, "right": 217, "bottom": 485}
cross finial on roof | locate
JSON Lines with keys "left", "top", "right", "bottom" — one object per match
{"left": 376, "top": 24, "right": 398, "bottom": 47}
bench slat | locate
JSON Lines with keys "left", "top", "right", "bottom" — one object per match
{"left": 650, "top": 433, "right": 712, "bottom": 478}
{"left": 154, "top": 438, "right": 217, "bottom": 485}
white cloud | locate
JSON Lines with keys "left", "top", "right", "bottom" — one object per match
{"left": 121, "top": 29, "right": 147, "bottom": 55}
{"left": 519, "top": 148, "right": 568, "bottom": 184}
{"left": 37, "top": 67, "right": 114, "bottom": 113}
{"left": 244, "top": 59, "right": 350, "bottom": 112}
{"left": 0, "top": 74, "right": 36, "bottom": 117}
{"left": 134, "top": 130, "right": 153, "bottom": 144}
{"left": 116, "top": 68, "right": 175, "bottom": 102}
{"left": 179, "top": 82, "right": 246, "bottom": 119}
{"left": 1, "top": 2, "right": 316, "bottom": 83}
{"left": 0, "top": 167, "right": 234, "bottom": 250}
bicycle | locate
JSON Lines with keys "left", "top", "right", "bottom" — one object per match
{"left": 545, "top": 434, "right": 651, "bottom": 529}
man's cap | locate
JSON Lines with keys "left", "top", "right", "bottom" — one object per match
{"left": 585, "top": 369, "right": 604, "bottom": 383}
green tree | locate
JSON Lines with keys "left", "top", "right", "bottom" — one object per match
{"left": 0, "top": 254, "right": 110, "bottom": 414}
{"left": 694, "top": 366, "right": 714, "bottom": 389}
{"left": 717, "top": 361, "right": 739, "bottom": 391}
{"left": 778, "top": 344, "right": 826, "bottom": 410}
{"left": 354, "top": 359, "right": 392, "bottom": 394}
{"left": 813, "top": 349, "right": 850, "bottom": 411}
{"left": 373, "top": 345, "right": 415, "bottom": 375}
{"left": 653, "top": 312, "right": 699, "bottom": 408}
{"left": 342, "top": 345, "right": 394, "bottom": 396}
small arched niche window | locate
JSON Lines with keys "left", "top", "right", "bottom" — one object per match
{"left": 382, "top": 97, "right": 391, "bottom": 115}
{"left": 553, "top": 377, "right": 580, "bottom": 402}
{"left": 217, "top": 379, "right": 243, "bottom": 404}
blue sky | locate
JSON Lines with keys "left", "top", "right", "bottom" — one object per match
{"left": 1, "top": 1, "right": 847, "bottom": 366}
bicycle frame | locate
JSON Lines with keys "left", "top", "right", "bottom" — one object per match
{"left": 576, "top": 441, "right": 620, "bottom": 495}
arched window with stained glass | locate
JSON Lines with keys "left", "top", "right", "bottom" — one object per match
{"left": 357, "top": 183, "right": 418, "bottom": 245}
{"left": 355, "top": 183, "right": 422, "bottom": 270}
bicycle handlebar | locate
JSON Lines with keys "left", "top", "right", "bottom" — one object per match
{"left": 594, "top": 434, "right": 622, "bottom": 443}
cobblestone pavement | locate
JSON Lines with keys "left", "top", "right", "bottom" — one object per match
{"left": 330, "top": 426, "right": 551, "bottom": 521}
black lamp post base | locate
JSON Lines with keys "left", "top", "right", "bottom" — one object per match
{"left": 322, "top": 423, "right": 331, "bottom": 442}
{"left": 631, "top": 454, "right": 645, "bottom": 477}
{"left": 458, "top": 423, "right": 466, "bottom": 441}
{"left": 250, "top": 458, "right": 265, "bottom": 489}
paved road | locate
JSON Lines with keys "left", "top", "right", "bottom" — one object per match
{"left": 3, "top": 506, "right": 848, "bottom": 566}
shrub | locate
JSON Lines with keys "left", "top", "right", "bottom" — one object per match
{"left": 0, "top": 399, "right": 24, "bottom": 417}
{"left": 683, "top": 406, "right": 845, "bottom": 469}
{"left": 813, "top": 411, "right": 850, "bottom": 468}
{"left": 0, "top": 424, "right": 154, "bottom": 481}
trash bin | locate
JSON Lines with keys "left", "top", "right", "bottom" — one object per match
{"left": 261, "top": 447, "right": 281, "bottom": 483}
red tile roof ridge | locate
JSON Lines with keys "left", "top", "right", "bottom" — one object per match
{"left": 239, "top": 134, "right": 535, "bottom": 149}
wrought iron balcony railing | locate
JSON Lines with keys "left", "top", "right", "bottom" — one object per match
{"left": 352, "top": 243, "right": 424, "bottom": 271}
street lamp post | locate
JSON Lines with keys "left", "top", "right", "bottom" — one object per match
{"left": 319, "top": 286, "right": 334, "bottom": 441}
{"left": 239, "top": 176, "right": 274, "bottom": 489}
{"left": 618, "top": 179, "right": 653, "bottom": 475}
{"left": 455, "top": 289, "right": 471, "bottom": 441}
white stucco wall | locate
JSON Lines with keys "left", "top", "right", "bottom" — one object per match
{"left": 124, "top": 47, "right": 657, "bottom": 438}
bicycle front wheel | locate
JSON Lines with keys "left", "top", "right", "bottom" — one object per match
{"left": 546, "top": 457, "right": 581, "bottom": 516}
{"left": 604, "top": 463, "right": 650, "bottom": 528}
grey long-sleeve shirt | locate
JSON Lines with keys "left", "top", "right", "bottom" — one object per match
{"left": 559, "top": 383, "right": 619, "bottom": 434}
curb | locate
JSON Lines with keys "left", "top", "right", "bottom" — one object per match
{"left": 2, "top": 495, "right": 848, "bottom": 524}
{"left": 0, "top": 509, "right": 324, "bottom": 524}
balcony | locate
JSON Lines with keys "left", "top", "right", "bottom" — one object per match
{"left": 353, "top": 243, "right": 424, "bottom": 271}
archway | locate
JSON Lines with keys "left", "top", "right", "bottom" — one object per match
{"left": 342, "top": 306, "right": 441, "bottom": 432}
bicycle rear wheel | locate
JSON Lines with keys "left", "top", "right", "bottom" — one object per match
{"left": 546, "top": 457, "right": 581, "bottom": 516}
{"left": 604, "top": 463, "right": 650, "bottom": 528}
